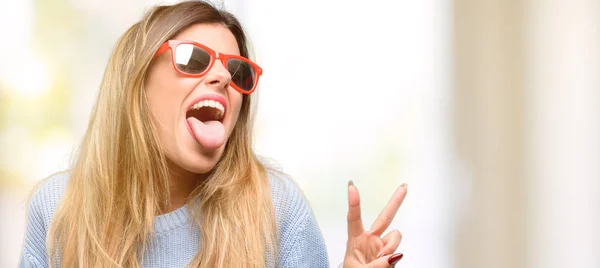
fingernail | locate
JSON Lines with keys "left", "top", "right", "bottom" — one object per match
{"left": 348, "top": 180, "right": 354, "bottom": 187}
{"left": 400, "top": 183, "right": 407, "bottom": 188}
{"left": 387, "top": 253, "right": 404, "bottom": 266}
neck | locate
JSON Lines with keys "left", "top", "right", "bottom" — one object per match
{"left": 163, "top": 161, "right": 207, "bottom": 214}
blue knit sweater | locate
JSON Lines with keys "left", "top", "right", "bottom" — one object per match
{"left": 18, "top": 171, "right": 330, "bottom": 267}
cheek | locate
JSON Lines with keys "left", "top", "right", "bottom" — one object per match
{"left": 145, "top": 69, "right": 191, "bottom": 128}
{"left": 146, "top": 69, "right": 173, "bottom": 122}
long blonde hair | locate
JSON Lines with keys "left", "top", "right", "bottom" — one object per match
{"left": 47, "top": 1, "right": 277, "bottom": 267}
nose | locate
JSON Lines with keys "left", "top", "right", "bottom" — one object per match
{"left": 203, "top": 58, "right": 231, "bottom": 89}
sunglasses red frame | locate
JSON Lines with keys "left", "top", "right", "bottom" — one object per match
{"left": 153, "top": 40, "right": 262, "bottom": 94}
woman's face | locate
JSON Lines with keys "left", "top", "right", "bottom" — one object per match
{"left": 145, "top": 23, "right": 244, "bottom": 175}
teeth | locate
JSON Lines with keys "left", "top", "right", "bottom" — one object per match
{"left": 189, "top": 99, "right": 225, "bottom": 114}
{"left": 216, "top": 102, "right": 224, "bottom": 111}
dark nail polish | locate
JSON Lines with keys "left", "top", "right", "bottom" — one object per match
{"left": 387, "top": 253, "right": 404, "bottom": 266}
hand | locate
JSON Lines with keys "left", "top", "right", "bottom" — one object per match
{"left": 343, "top": 181, "right": 407, "bottom": 268}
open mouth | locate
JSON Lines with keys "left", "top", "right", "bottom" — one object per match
{"left": 184, "top": 95, "right": 228, "bottom": 149}
{"left": 186, "top": 99, "right": 225, "bottom": 123}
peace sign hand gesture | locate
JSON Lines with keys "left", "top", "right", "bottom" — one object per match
{"left": 342, "top": 181, "right": 407, "bottom": 268}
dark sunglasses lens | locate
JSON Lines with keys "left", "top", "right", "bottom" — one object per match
{"left": 174, "top": 44, "right": 211, "bottom": 74}
{"left": 227, "top": 58, "right": 256, "bottom": 92}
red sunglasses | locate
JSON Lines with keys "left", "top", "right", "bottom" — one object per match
{"left": 153, "top": 40, "right": 262, "bottom": 94}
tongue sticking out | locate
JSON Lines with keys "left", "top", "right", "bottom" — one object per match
{"left": 187, "top": 117, "right": 225, "bottom": 150}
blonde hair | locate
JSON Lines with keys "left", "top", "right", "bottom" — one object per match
{"left": 47, "top": 1, "right": 277, "bottom": 267}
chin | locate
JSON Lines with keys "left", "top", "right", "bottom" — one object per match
{"left": 181, "top": 161, "right": 218, "bottom": 174}
{"left": 178, "top": 147, "right": 226, "bottom": 175}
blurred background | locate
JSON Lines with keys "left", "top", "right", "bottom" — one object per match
{"left": 0, "top": 0, "right": 598, "bottom": 267}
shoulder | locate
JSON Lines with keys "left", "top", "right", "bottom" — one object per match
{"left": 267, "top": 169, "right": 329, "bottom": 267}
{"left": 27, "top": 172, "right": 70, "bottom": 231}
{"left": 267, "top": 169, "right": 313, "bottom": 226}
{"left": 19, "top": 172, "right": 70, "bottom": 267}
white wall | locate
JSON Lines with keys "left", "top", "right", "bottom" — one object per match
{"left": 525, "top": 0, "right": 600, "bottom": 267}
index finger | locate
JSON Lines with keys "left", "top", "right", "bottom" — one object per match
{"left": 368, "top": 183, "right": 407, "bottom": 236}
{"left": 347, "top": 180, "right": 364, "bottom": 237}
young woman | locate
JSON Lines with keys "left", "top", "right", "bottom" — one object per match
{"left": 18, "top": 1, "right": 407, "bottom": 267}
